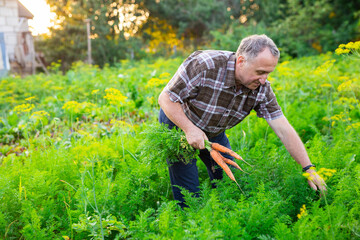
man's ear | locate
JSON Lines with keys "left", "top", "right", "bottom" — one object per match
{"left": 237, "top": 55, "right": 246, "bottom": 67}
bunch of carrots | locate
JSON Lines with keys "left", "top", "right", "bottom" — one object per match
{"left": 205, "top": 140, "right": 251, "bottom": 192}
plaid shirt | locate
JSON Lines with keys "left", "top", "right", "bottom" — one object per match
{"left": 165, "top": 50, "right": 283, "bottom": 138}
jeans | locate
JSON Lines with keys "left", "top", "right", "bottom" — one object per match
{"left": 159, "top": 108, "right": 233, "bottom": 208}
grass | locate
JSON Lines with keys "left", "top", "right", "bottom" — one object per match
{"left": 0, "top": 51, "right": 359, "bottom": 239}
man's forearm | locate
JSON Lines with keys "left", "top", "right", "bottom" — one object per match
{"left": 280, "top": 127, "right": 312, "bottom": 168}
{"left": 268, "top": 116, "right": 327, "bottom": 192}
{"left": 267, "top": 117, "right": 312, "bottom": 168}
{"left": 158, "top": 90, "right": 208, "bottom": 149}
{"left": 158, "top": 91, "right": 196, "bottom": 133}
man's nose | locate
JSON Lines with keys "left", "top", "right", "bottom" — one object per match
{"left": 259, "top": 74, "right": 269, "bottom": 84}
{"left": 259, "top": 78, "right": 266, "bottom": 84}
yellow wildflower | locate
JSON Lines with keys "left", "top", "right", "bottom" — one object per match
{"left": 91, "top": 89, "right": 100, "bottom": 95}
{"left": 104, "top": 88, "right": 127, "bottom": 106}
{"left": 320, "top": 83, "right": 332, "bottom": 88}
{"left": 337, "top": 80, "right": 352, "bottom": 92}
{"left": 110, "top": 119, "right": 134, "bottom": 132}
{"left": 338, "top": 76, "right": 350, "bottom": 81}
{"left": 297, "top": 205, "right": 307, "bottom": 219}
{"left": 30, "top": 111, "right": 50, "bottom": 126}
{"left": 354, "top": 41, "right": 360, "bottom": 50}
{"left": 70, "top": 141, "right": 117, "bottom": 161}
{"left": 81, "top": 102, "right": 97, "bottom": 114}
{"left": 335, "top": 48, "right": 350, "bottom": 55}
{"left": 303, "top": 168, "right": 336, "bottom": 182}
{"left": 334, "top": 97, "right": 358, "bottom": 109}
{"left": 159, "top": 72, "right": 171, "bottom": 78}
{"left": 317, "top": 168, "right": 336, "bottom": 181}
{"left": 313, "top": 60, "right": 336, "bottom": 75}
{"left": 50, "top": 86, "right": 64, "bottom": 91}
{"left": 346, "top": 122, "right": 360, "bottom": 131}
{"left": 62, "top": 101, "right": 97, "bottom": 115}
{"left": 302, "top": 171, "right": 314, "bottom": 181}
{"left": 280, "top": 61, "right": 290, "bottom": 66}
{"left": 62, "top": 101, "right": 82, "bottom": 114}
{"left": 13, "top": 103, "right": 35, "bottom": 114}
{"left": 277, "top": 66, "right": 292, "bottom": 77}
{"left": 335, "top": 41, "right": 360, "bottom": 55}
{"left": 30, "top": 111, "right": 49, "bottom": 119}
{"left": 267, "top": 76, "right": 275, "bottom": 82}
{"left": 31, "top": 110, "right": 49, "bottom": 117}
{"left": 145, "top": 77, "right": 168, "bottom": 89}
{"left": 328, "top": 112, "right": 351, "bottom": 126}
{"left": 25, "top": 96, "right": 36, "bottom": 101}
{"left": 345, "top": 42, "right": 354, "bottom": 49}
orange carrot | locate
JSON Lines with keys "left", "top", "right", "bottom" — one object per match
{"left": 209, "top": 141, "right": 252, "bottom": 167}
{"left": 210, "top": 149, "right": 236, "bottom": 182}
{"left": 220, "top": 155, "right": 248, "bottom": 174}
{"left": 210, "top": 142, "right": 243, "bottom": 159}
{"left": 210, "top": 149, "right": 245, "bottom": 194}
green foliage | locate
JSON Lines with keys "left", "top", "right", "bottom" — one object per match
{"left": 0, "top": 51, "right": 359, "bottom": 239}
{"left": 139, "top": 123, "right": 199, "bottom": 164}
{"left": 143, "top": 0, "right": 233, "bottom": 47}
{"left": 36, "top": 0, "right": 360, "bottom": 68}
{"left": 210, "top": 0, "right": 360, "bottom": 58}
{"left": 210, "top": 21, "right": 269, "bottom": 53}
{"left": 37, "top": 0, "right": 147, "bottom": 71}
{"left": 72, "top": 214, "right": 126, "bottom": 239}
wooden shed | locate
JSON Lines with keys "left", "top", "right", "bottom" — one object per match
{"left": 0, "top": 0, "right": 35, "bottom": 77}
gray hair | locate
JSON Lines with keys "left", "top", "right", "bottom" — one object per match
{"left": 236, "top": 34, "right": 280, "bottom": 61}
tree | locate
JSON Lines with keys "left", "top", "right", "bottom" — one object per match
{"left": 36, "top": 0, "right": 148, "bottom": 71}
{"left": 35, "top": 0, "right": 88, "bottom": 71}
{"left": 270, "top": 0, "right": 360, "bottom": 57}
{"left": 210, "top": 0, "right": 360, "bottom": 58}
{"left": 140, "top": 0, "right": 234, "bottom": 48}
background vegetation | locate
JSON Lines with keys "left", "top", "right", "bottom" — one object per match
{"left": 1, "top": 44, "right": 359, "bottom": 238}
{"left": 1, "top": 0, "right": 360, "bottom": 239}
{"left": 35, "top": 0, "right": 360, "bottom": 71}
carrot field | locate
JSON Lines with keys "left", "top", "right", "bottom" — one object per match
{"left": 0, "top": 49, "right": 359, "bottom": 239}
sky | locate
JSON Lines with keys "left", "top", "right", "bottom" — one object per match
{"left": 19, "top": 0, "right": 55, "bottom": 35}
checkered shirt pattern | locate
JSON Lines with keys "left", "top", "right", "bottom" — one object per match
{"left": 165, "top": 50, "right": 283, "bottom": 138}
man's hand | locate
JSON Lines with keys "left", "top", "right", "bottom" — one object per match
{"left": 267, "top": 117, "right": 328, "bottom": 195}
{"left": 305, "top": 169, "right": 327, "bottom": 195}
{"left": 159, "top": 91, "right": 209, "bottom": 149}
{"left": 184, "top": 126, "right": 208, "bottom": 149}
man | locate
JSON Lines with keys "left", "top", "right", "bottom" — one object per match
{"left": 158, "top": 34, "right": 326, "bottom": 208}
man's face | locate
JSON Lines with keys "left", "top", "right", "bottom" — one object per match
{"left": 235, "top": 48, "right": 278, "bottom": 90}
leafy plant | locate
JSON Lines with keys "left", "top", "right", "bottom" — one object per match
{"left": 139, "top": 123, "right": 199, "bottom": 164}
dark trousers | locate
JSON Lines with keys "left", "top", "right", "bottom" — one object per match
{"left": 159, "top": 108, "right": 233, "bottom": 208}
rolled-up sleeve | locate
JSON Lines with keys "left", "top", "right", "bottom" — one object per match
{"left": 254, "top": 85, "right": 283, "bottom": 120}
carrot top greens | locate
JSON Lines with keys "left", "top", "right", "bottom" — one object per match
{"left": 139, "top": 123, "right": 199, "bottom": 164}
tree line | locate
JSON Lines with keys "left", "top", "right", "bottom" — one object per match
{"left": 36, "top": 0, "right": 360, "bottom": 71}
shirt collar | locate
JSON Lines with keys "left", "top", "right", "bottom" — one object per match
{"left": 225, "top": 53, "right": 252, "bottom": 94}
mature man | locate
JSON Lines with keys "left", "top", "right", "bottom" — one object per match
{"left": 158, "top": 34, "right": 326, "bottom": 207}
